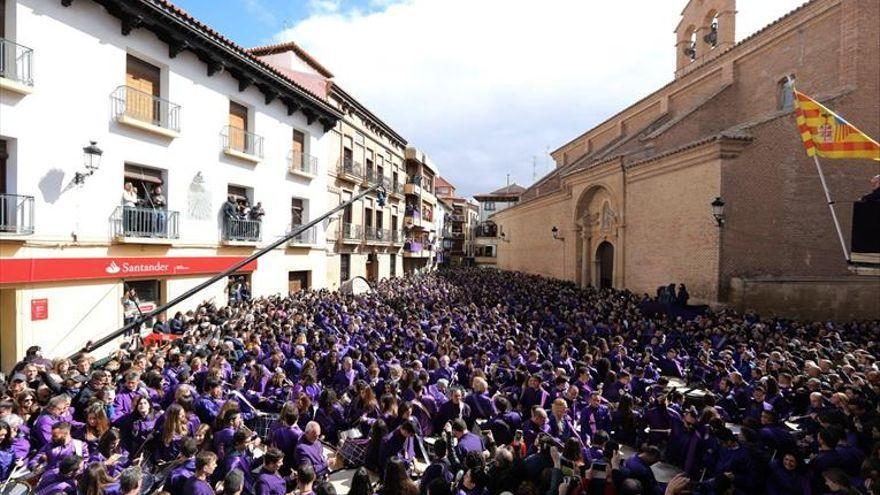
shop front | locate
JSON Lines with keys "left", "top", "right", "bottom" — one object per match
{"left": 0, "top": 255, "right": 257, "bottom": 371}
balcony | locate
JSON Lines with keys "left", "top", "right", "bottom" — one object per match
{"left": 288, "top": 224, "right": 318, "bottom": 247}
{"left": 364, "top": 168, "right": 382, "bottom": 186}
{"left": 111, "top": 85, "right": 181, "bottom": 138}
{"left": 389, "top": 180, "right": 404, "bottom": 197}
{"left": 403, "top": 239, "right": 432, "bottom": 258}
{"left": 222, "top": 217, "right": 261, "bottom": 245}
{"left": 111, "top": 206, "right": 179, "bottom": 243}
{"left": 450, "top": 214, "right": 465, "bottom": 223}
{"left": 391, "top": 229, "right": 405, "bottom": 244}
{"left": 0, "top": 194, "right": 34, "bottom": 237}
{"left": 0, "top": 38, "right": 34, "bottom": 95}
{"left": 337, "top": 158, "right": 362, "bottom": 182}
{"left": 221, "top": 126, "right": 263, "bottom": 163}
{"left": 365, "top": 227, "right": 391, "bottom": 244}
{"left": 404, "top": 177, "right": 423, "bottom": 196}
{"left": 289, "top": 151, "right": 319, "bottom": 179}
{"left": 340, "top": 222, "right": 362, "bottom": 243}
{"left": 475, "top": 223, "right": 498, "bottom": 238}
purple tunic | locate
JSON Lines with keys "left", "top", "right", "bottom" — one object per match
{"left": 294, "top": 437, "right": 328, "bottom": 477}
{"left": 255, "top": 469, "right": 287, "bottom": 495}
{"left": 183, "top": 476, "right": 215, "bottom": 495}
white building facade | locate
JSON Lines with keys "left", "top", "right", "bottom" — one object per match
{"left": 0, "top": 0, "right": 341, "bottom": 370}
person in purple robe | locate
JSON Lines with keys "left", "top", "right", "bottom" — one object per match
{"left": 485, "top": 396, "right": 522, "bottom": 445}
{"left": 255, "top": 447, "right": 288, "bottom": 495}
{"left": 603, "top": 371, "right": 631, "bottom": 404}
{"left": 519, "top": 375, "right": 549, "bottom": 413}
{"left": 33, "top": 454, "right": 81, "bottom": 495}
{"left": 183, "top": 451, "right": 218, "bottom": 495}
{"left": 195, "top": 377, "right": 226, "bottom": 425}
{"left": 212, "top": 409, "right": 244, "bottom": 460}
{"left": 114, "top": 371, "right": 145, "bottom": 417}
{"left": 767, "top": 452, "right": 811, "bottom": 495}
{"left": 268, "top": 402, "right": 302, "bottom": 475}
{"left": 548, "top": 398, "right": 579, "bottom": 444}
{"left": 294, "top": 421, "right": 329, "bottom": 477}
{"left": 451, "top": 419, "right": 483, "bottom": 460}
{"left": 330, "top": 356, "right": 358, "bottom": 393}
{"left": 29, "top": 421, "right": 89, "bottom": 472}
{"left": 579, "top": 392, "right": 612, "bottom": 443}
{"left": 522, "top": 406, "right": 550, "bottom": 454}
{"left": 115, "top": 394, "right": 157, "bottom": 454}
{"left": 463, "top": 377, "right": 494, "bottom": 423}
{"left": 217, "top": 429, "right": 255, "bottom": 493}
{"left": 434, "top": 387, "right": 472, "bottom": 433}
{"left": 164, "top": 438, "right": 198, "bottom": 495}
{"left": 643, "top": 393, "right": 682, "bottom": 447}
{"left": 92, "top": 428, "right": 130, "bottom": 477}
{"left": 30, "top": 394, "right": 68, "bottom": 450}
{"left": 380, "top": 421, "right": 417, "bottom": 470}
{"left": 314, "top": 390, "right": 346, "bottom": 446}
{"left": 665, "top": 407, "right": 704, "bottom": 477}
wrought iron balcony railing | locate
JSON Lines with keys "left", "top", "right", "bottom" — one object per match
{"left": 112, "top": 206, "right": 179, "bottom": 239}
{"left": 223, "top": 217, "right": 261, "bottom": 242}
{"left": 290, "top": 151, "right": 319, "bottom": 175}
{"left": 222, "top": 125, "right": 264, "bottom": 158}
{"left": 111, "top": 85, "right": 181, "bottom": 132}
{"left": 0, "top": 38, "right": 34, "bottom": 86}
{"left": 341, "top": 222, "right": 362, "bottom": 241}
{"left": 288, "top": 223, "right": 317, "bottom": 245}
{"left": 338, "top": 158, "right": 362, "bottom": 179}
{"left": 0, "top": 194, "right": 34, "bottom": 235}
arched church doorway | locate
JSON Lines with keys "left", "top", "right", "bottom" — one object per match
{"left": 597, "top": 241, "right": 614, "bottom": 289}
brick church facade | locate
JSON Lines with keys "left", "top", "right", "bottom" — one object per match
{"left": 493, "top": 0, "right": 879, "bottom": 319}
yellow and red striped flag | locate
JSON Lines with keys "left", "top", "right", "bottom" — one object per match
{"left": 794, "top": 90, "right": 880, "bottom": 160}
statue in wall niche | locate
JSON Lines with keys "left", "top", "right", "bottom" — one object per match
{"left": 187, "top": 172, "right": 212, "bottom": 221}
{"left": 601, "top": 202, "right": 617, "bottom": 232}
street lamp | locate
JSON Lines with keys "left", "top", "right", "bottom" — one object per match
{"left": 551, "top": 226, "right": 564, "bottom": 241}
{"left": 74, "top": 141, "right": 103, "bottom": 185}
{"left": 711, "top": 196, "right": 726, "bottom": 227}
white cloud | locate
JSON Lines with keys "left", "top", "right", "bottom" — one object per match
{"left": 275, "top": 0, "right": 806, "bottom": 197}
{"left": 239, "top": 0, "right": 277, "bottom": 27}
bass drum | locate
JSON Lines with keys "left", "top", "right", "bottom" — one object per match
{"left": 0, "top": 482, "right": 31, "bottom": 495}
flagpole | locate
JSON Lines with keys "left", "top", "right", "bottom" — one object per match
{"left": 811, "top": 154, "right": 850, "bottom": 262}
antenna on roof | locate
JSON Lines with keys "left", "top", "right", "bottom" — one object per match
{"left": 506, "top": 173, "right": 510, "bottom": 188}
{"left": 532, "top": 156, "right": 537, "bottom": 182}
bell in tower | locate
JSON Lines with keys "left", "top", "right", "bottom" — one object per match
{"left": 674, "top": 0, "right": 736, "bottom": 76}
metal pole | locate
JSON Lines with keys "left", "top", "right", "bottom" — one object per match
{"left": 76, "top": 182, "right": 386, "bottom": 356}
{"left": 812, "top": 154, "right": 850, "bottom": 262}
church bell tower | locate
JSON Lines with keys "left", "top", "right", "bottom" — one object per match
{"left": 675, "top": 0, "right": 736, "bottom": 77}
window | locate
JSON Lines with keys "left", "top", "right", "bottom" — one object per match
{"left": 291, "top": 198, "right": 304, "bottom": 226}
{"left": 123, "top": 164, "right": 164, "bottom": 207}
{"left": 125, "top": 55, "right": 161, "bottom": 124}
{"left": 343, "top": 136, "right": 353, "bottom": 165}
{"left": 364, "top": 198, "right": 373, "bottom": 229}
{"left": 389, "top": 254, "right": 396, "bottom": 277}
{"left": 288, "top": 271, "right": 310, "bottom": 292}
{"left": 342, "top": 191, "right": 352, "bottom": 224}
{"left": 484, "top": 202, "right": 496, "bottom": 211}
{"left": 777, "top": 76, "right": 796, "bottom": 111}
{"left": 340, "top": 254, "right": 350, "bottom": 284}
{"left": 293, "top": 129, "right": 306, "bottom": 165}
{"left": 124, "top": 279, "right": 161, "bottom": 313}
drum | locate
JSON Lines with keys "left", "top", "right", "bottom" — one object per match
{"left": 0, "top": 482, "right": 30, "bottom": 495}
{"left": 248, "top": 413, "right": 280, "bottom": 440}
{"left": 651, "top": 462, "right": 683, "bottom": 484}
{"left": 337, "top": 438, "right": 369, "bottom": 467}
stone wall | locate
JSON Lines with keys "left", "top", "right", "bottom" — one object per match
{"left": 728, "top": 276, "right": 880, "bottom": 320}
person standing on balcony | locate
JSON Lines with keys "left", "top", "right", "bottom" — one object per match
{"left": 151, "top": 185, "right": 167, "bottom": 236}
{"left": 222, "top": 196, "right": 237, "bottom": 239}
{"left": 122, "top": 182, "right": 138, "bottom": 233}
{"left": 249, "top": 202, "right": 264, "bottom": 239}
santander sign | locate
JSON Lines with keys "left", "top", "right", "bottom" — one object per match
{"left": 105, "top": 260, "right": 171, "bottom": 275}
{"left": 0, "top": 257, "right": 258, "bottom": 285}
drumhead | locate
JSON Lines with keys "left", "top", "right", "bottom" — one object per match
{"left": 0, "top": 481, "right": 31, "bottom": 495}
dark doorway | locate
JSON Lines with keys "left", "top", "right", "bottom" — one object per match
{"left": 366, "top": 253, "right": 379, "bottom": 282}
{"left": 597, "top": 241, "right": 614, "bottom": 289}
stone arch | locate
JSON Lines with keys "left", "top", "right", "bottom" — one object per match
{"left": 572, "top": 184, "right": 621, "bottom": 288}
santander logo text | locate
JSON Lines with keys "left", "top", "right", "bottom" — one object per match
{"left": 104, "top": 260, "right": 170, "bottom": 275}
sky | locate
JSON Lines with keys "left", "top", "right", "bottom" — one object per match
{"left": 175, "top": 0, "right": 808, "bottom": 198}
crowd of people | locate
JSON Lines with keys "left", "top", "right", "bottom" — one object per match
{"left": 1, "top": 268, "right": 878, "bottom": 495}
